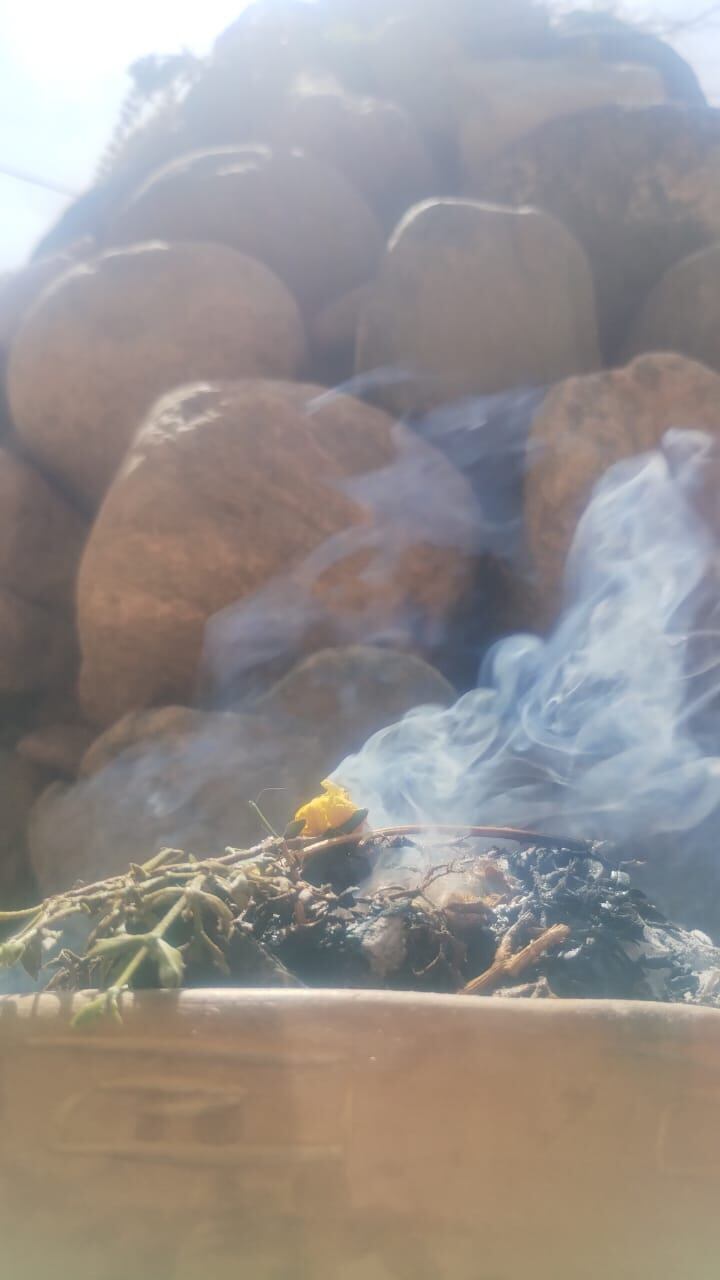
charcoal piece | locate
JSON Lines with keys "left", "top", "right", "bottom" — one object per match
{"left": 484, "top": 842, "right": 720, "bottom": 1004}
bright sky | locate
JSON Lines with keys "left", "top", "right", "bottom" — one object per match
{"left": 0, "top": 1, "right": 718, "bottom": 269}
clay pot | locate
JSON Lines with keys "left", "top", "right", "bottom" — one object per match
{"left": 0, "top": 990, "right": 718, "bottom": 1279}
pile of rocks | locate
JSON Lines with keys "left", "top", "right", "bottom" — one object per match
{"left": 3, "top": 0, "right": 720, "bottom": 899}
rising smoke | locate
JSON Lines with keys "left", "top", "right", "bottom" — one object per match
{"left": 335, "top": 427, "right": 720, "bottom": 931}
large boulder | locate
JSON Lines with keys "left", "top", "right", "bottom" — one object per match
{"left": 30, "top": 646, "right": 453, "bottom": 892}
{"left": 355, "top": 199, "right": 600, "bottom": 417}
{"left": 0, "top": 252, "right": 84, "bottom": 441}
{"left": 481, "top": 105, "right": 720, "bottom": 357}
{"left": 309, "top": 283, "right": 372, "bottom": 385}
{"left": 0, "top": 449, "right": 85, "bottom": 611}
{"left": 0, "top": 751, "right": 42, "bottom": 900}
{"left": 525, "top": 354, "right": 720, "bottom": 621}
{"left": 253, "top": 644, "right": 454, "bottom": 745}
{"left": 7, "top": 241, "right": 305, "bottom": 509}
{"left": 0, "top": 449, "right": 86, "bottom": 693}
{"left": 0, "top": 593, "right": 76, "bottom": 695}
{"left": 266, "top": 87, "right": 435, "bottom": 228}
{"left": 357, "top": 5, "right": 547, "bottom": 150}
{"left": 16, "top": 724, "right": 96, "bottom": 778}
{"left": 107, "top": 146, "right": 384, "bottom": 316}
{"left": 0, "top": 256, "right": 76, "bottom": 362}
{"left": 459, "top": 58, "right": 664, "bottom": 177}
{"left": 553, "top": 10, "right": 706, "bottom": 107}
{"left": 77, "top": 380, "right": 479, "bottom": 725}
{"left": 623, "top": 245, "right": 720, "bottom": 376}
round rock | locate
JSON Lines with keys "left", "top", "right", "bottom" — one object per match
{"left": 0, "top": 449, "right": 86, "bottom": 693}
{"left": 7, "top": 241, "right": 305, "bottom": 507}
{"left": 0, "top": 252, "right": 83, "bottom": 441}
{"left": 481, "top": 105, "right": 720, "bottom": 358}
{"left": 0, "top": 592, "right": 77, "bottom": 695}
{"left": 355, "top": 199, "right": 600, "bottom": 417}
{"left": 460, "top": 58, "right": 664, "bottom": 177}
{"left": 108, "top": 145, "right": 385, "bottom": 315}
{"left": 255, "top": 645, "right": 454, "bottom": 752}
{"left": 267, "top": 89, "right": 435, "bottom": 228}
{"left": 525, "top": 353, "right": 720, "bottom": 620}
{"left": 623, "top": 245, "right": 720, "bottom": 376}
{"left": 16, "top": 724, "right": 95, "bottom": 778}
{"left": 77, "top": 380, "right": 479, "bottom": 725}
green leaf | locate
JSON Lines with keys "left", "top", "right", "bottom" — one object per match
{"left": 87, "top": 934, "right": 144, "bottom": 960}
{"left": 151, "top": 937, "right": 185, "bottom": 988}
{"left": 20, "top": 932, "right": 43, "bottom": 980}
{"left": 71, "top": 988, "right": 122, "bottom": 1029}
{"left": 0, "top": 939, "right": 26, "bottom": 969}
{"left": 283, "top": 819, "right": 306, "bottom": 839}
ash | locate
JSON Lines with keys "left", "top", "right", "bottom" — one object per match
{"left": 485, "top": 842, "right": 720, "bottom": 1005}
{"left": 244, "top": 836, "right": 720, "bottom": 1005}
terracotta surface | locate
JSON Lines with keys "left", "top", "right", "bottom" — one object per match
{"left": 0, "top": 990, "right": 718, "bottom": 1279}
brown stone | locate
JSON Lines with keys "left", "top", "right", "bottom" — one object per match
{"left": 309, "top": 284, "right": 373, "bottom": 385}
{"left": 0, "top": 449, "right": 86, "bottom": 610}
{"left": 267, "top": 88, "right": 435, "bottom": 227}
{"left": 254, "top": 645, "right": 454, "bottom": 751}
{"left": 0, "top": 751, "right": 42, "bottom": 899}
{"left": 77, "top": 380, "right": 478, "bottom": 726}
{"left": 108, "top": 146, "right": 384, "bottom": 316}
{"left": 362, "top": 12, "right": 466, "bottom": 150}
{"left": 525, "top": 354, "right": 720, "bottom": 621}
{"left": 79, "top": 706, "right": 200, "bottom": 777}
{"left": 459, "top": 58, "right": 664, "bottom": 176}
{"left": 16, "top": 724, "right": 95, "bottom": 777}
{"left": 481, "top": 105, "right": 720, "bottom": 357}
{"left": 355, "top": 199, "right": 600, "bottom": 417}
{"left": 32, "top": 643, "right": 452, "bottom": 892}
{"left": 0, "top": 450, "right": 86, "bottom": 693}
{"left": 0, "top": 253, "right": 79, "bottom": 359}
{"left": 623, "top": 245, "right": 720, "bottom": 376}
{"left": 0, "top": 253, "right": 84, "bottom": 442}
{"left": 7, "top": 241, "right": 305, "bottom": 508}
{"left": 183, "top": 2, "right": 328, "bottom": 151}
{"left": 0, "top": 591, "right": 77, "bottom": 694}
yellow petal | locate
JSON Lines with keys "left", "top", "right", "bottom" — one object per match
{"left": 294, "top": 779, "right": 360, "bottom": 838}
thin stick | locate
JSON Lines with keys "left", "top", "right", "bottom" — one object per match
{"left": 462, "top": 924, "right": 571, "bottom": 995}
{"left": 301, "top": 824, "right": 589, "bottom": 863}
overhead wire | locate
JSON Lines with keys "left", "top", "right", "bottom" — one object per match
{"left": 0, "top": 163, "right": 77, "bottom": 197}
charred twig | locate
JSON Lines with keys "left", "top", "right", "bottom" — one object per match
{"left": 462, "top": 923, "right": 571, "bottom": 995}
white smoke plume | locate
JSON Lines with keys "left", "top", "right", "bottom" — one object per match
{"left": 335, "top": 428, "right": 720, "bottom": 931}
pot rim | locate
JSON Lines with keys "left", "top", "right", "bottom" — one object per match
{"left": 2, "top": 986, "right": 720, "bottom": 1026}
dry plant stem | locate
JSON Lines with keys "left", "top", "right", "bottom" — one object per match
{"left": 462, "top": 924, "right": 572, "bottom": 995}
{"left": 0, "top": 905, "right": 44, "bottom": 922}
{"left": 300, "top": 825, "right": 587, "bottom": 865}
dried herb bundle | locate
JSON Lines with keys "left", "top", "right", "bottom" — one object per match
{"left": 1, "top": 827, "right": 718, "bottom": 1023}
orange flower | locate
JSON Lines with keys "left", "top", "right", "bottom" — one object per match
{"left": 294, "top": 779, "right": 361, "bottom": 838}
